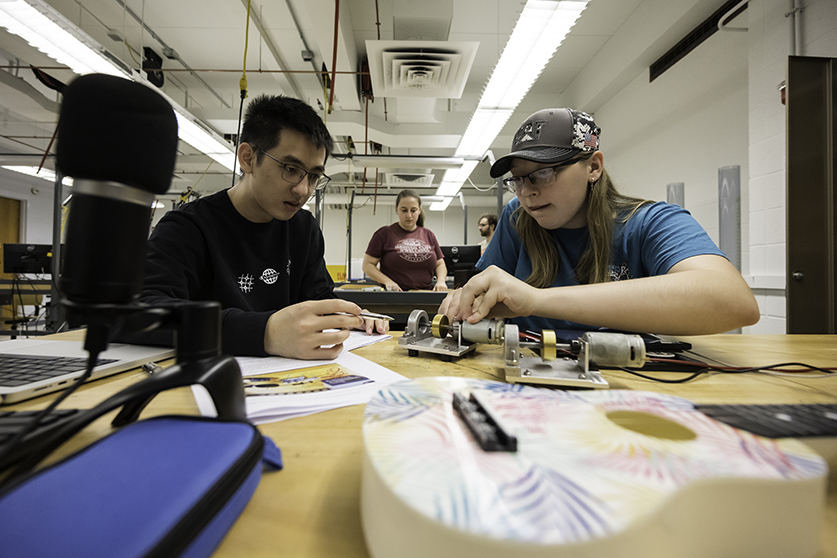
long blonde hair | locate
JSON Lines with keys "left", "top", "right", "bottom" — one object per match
{"left": 514, "top": 152, "right": 649, "bottom": 288}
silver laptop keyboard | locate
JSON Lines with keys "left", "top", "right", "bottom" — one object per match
{"left": 0, "top": 354, "right": 117, "bottom": 387}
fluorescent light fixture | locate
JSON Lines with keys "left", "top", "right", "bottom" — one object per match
{"left": 434, "top": 181, "right": 461, "bottom": 197}
{"left": 0, "top": 0, "right": 127, "bottom": 77}
{"left": 129, "top": 74, "right": 235, "bottom": 171}
{"left": 435, "top": 0, "right": 588, "bottom": 199}
{"left": 433, "top": 159, "right": 478, "bottom": 198}
{"left": 444, "top": 160, "right": 479, "bottom": 185}
{"left": 0, "top": 0, "right": 235, "bottom": 171}
{"left": 2, "top": 165, "right": 72, "bottom": 184}
{"left": 478, "top": 1, "right": 588, "bottom": 110}
{"left": 172, "top": 110, "right": 235, "bottom": 171}
{"left": 429, "top": 197, "right": 453, "bottom": 211}
{"left": 454, "top": 110, "right": 515, "bottom": 159}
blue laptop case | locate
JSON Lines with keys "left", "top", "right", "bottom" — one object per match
{"left": 0, "top": 415, "right": 282, "bottom": 558}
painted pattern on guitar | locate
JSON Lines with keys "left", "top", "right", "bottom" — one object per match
{"left": 361, "top": 378, "right": 826, "bottom": 557}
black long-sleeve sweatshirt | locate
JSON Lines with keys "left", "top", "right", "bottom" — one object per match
{"left": 123, "top": 189, "right": 334, "bottom": 356}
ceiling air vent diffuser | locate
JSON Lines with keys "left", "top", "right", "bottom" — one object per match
{"left": 384, "top": 172, "right": 435, "bottom": 187}
{"left": 366, "top": 40, "right": 478, "bottom": 99}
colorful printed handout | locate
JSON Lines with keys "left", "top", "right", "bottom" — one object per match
{"left": 192, "top": 332, "right": 404, "bottom": 423}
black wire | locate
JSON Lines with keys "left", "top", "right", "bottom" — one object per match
{"left": 0, "top": 349, "right": 100, "bottom": 479}
{"left": 618, "top": 361, "right": 835, "bottom": 384}
{"left": 48, "top": 273, "right": 66, "bottom": 332}
{"left": 16, "top": 275, "right": 44, "bottom": 335}
{"left": 12, "top": 276, "right": 31, "bottom": 336}
{"left": 14, "top": 276, "right": 23, "bottom": 333}
{"left": 715, "top": 362, "right": 836, "bottom": 375}
{"left": 618, "top": 367, "right": 706, "bottom": 383}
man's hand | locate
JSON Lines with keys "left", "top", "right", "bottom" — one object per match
{"left": 360, "top": 308, "right": 390, "bottom": 335}
{"left": 264, "top": 299, "right": 365, "bottom": 359}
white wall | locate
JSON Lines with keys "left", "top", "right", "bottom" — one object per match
{"left": 745, "top": 0, "right": 837, "bottom": 333}
{"left": 594, "top": 25, "right": 750, "bottom": 259}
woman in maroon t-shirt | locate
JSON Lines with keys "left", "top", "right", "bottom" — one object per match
{"left": 363, "top": 190, "right": 448, "bottom": 291}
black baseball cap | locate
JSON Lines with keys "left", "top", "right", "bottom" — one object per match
{"left": 489, "top": 108, "right": 601, "bottom": 178}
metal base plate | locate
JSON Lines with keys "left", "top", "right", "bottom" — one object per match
{"left": 398, "top": 336, "right": 477, "bottom": 358}
{"left": 505, "top": 356, "right": 609, "bottom": 389}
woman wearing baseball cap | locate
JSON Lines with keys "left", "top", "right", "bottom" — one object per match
{"left": 440, "top": 108, "right": 759, "bottom": 335}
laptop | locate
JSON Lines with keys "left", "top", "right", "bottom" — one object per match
{"left": 0, "top": 338, "right": 175, "bottom": 405}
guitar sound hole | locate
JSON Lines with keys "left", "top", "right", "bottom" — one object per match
{"left": 606, "top": 410, "right": 697, "bottom": 441}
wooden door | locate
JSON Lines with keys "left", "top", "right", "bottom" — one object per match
{"left": 0, "top": 196, "right": 21, "bottom": 323}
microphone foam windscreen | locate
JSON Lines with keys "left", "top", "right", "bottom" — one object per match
{"left": 57, "top": 74, "right": 178, "bottom": 195}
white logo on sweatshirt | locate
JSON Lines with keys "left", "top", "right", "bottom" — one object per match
{"left": 238, "top": 273, "right": 254, "bottom": 293}
{"left": 261, "top": 268, "right": 279, "bottom": 284}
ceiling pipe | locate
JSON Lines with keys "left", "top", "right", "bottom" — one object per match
{"left": 328, "top": 192, "right": 495, "bottom": 207}
{"left": 283, "top": 0, "right": 325, "bottom": 87}
{"left": 0, "top": 66, "right": 364, "bottom": 76}
{"left": 328, "top": 0, "right": 340, "bottom": 112}
{"left": 349, "top": 155, "right": 474, "bottom": 169}
{"left": 787, "top": 0, "right": 804, "bottom": 56}
{"left": 718, "top": 0, "right": 748, "bottom": 32}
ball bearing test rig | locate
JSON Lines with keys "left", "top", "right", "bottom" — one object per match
{"left": 398, "top": 309, "right": 651, "bottom": 389}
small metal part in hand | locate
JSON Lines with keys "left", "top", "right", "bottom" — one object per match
{"left": 141, "top": 362, "right": 163, "bottom": 375}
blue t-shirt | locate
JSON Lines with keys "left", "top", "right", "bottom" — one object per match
{"left": 477, "top": 198, "right": 726, "bottom": 333}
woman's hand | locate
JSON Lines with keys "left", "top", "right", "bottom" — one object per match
{"left": 438, "top": 288, "right": 461, "bottom": 319}
{"left": 363, "top": 254, "right": 401, "bottom": 291}
{"left": 433, "top": 280, "right": 448, "bottom": 292}
{"left": 446, "top": 266, "right": 538, "bottom": 323}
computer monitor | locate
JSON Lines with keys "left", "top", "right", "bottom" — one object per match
{"left": 440, "top": 245, "right": 481, "bottom": 288}
{"left": 2, "top": 244, "right": 54, "bottom": 274}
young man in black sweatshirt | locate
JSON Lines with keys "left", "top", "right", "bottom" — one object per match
{"left": 139, "top": 95, "right": 387, "bottom": 358}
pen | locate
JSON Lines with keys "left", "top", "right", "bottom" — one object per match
{"left": 334, "top": 311, "right": 395, "bottom": 321}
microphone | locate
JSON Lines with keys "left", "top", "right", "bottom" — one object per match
{"left": 0, "top": 76, "right": 180, "bottom": 480}
{"left": 57, "top": 74, "right": 178, "bottom": 307}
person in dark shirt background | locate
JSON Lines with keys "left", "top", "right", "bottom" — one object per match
{"left": 363, "top": 189, "right": 447, "bottom": 292}
{"left": 134, "top": 95, "right": 387, "bottom": 358}
{"left": 478, "top": 213, "right": 497, "bottom": 255}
